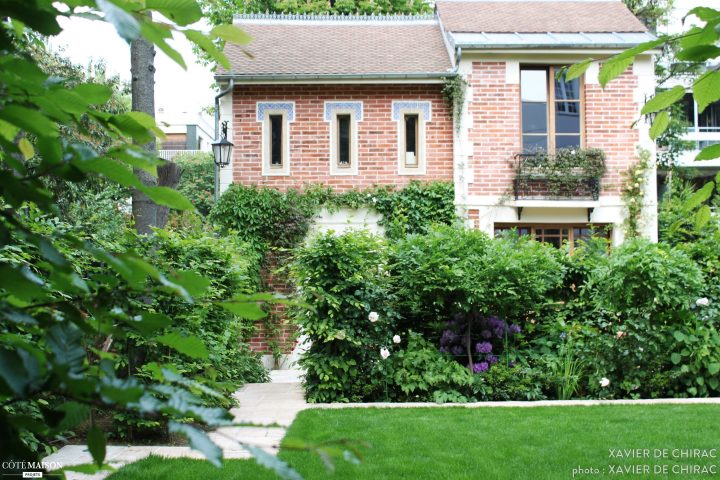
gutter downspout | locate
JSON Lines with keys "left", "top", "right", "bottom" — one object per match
{"left": 214, "top": 79, "right": 234, "bottom": 202}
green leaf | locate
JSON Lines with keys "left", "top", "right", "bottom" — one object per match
{"left": 72, "top": 83, "right": 113, "bottom": 104}
{"left": 0, "top": 349, "right": 36, "bottom": 395}
{"left": 142, "top": 186, "right": 195, "bottom": 211}
{"left": 156, "top": 331, "right": 208, "bottom": 359}
{"left": 219, "top": 300, "right": 267, "bottom": 320}
{"left": 670, "top": 352, "right": 682, "bottom": 364}
{"left": 685, "top": 6, "right": 720, "bottom": 21}
{"left": 641, "top": 86, "right": 685, "bottom": 115}
{"left": 708, "top": 363, "right": 720, "bottom": 375}
{"left": 649, "top": 111, "right": 670, "bottom": 140}
{"left": 168, "top": 270, "right": 210, "bottom": 298}
{"left": 564, "top": 59, "right": 593, "bottom": 81}
{"left": 184, "top": 29, "right": 230, "bottom": 70}
{"left": 18, "top": 137, "right": 34, "bottom": 160}
{"left": 0, "top": 104, "right": 58, "bottom": 138}
{"left": 128, "top": 312, "right": 172, "bottom": 335}
{"left": 244, "top": 444, "right": 303, "bottom": 480}
{"left": 97, "top": 0, "right": 141, "bottom": 43}
{"left": 683, "top": 181, "right": 714, "bottom": 211}
{"left": 140, "top": 21, "right": 186, "bottom": 69}
{"left": 696, "top": 144, "right": 720, "bottom": 161}
{"left": 598, "top": 37, "right": 667, "bottom": 87}
{"left": 145, "top": 0, "right": 203, "bottom": 26}
{"left": 168, "top": 422, "right": 222, "bottom": 467}
{"left": 99, "top": 377, "right": 144, "bottom": 404}
{"left": 87, "top": 426, "right": 106, "bottom": 467}
{"left": 676, "top": 45, "right": 720, "bottom": 63}
{"left": 695, "top": 205, "right": 712, "bottom": 230}
{"left": 693, "top": 70, "right": 720, "bottom": 113}
{"left": 55, "top": 401, "right": 90, "bottom": 432}
{"left": 76, "top": 157, "right": 143, "bottom": 189}
{"left": 46, "top": 323, "right": 85, "bottom": 374}
{"left": 211, "top": 24, "right": 252, "bottom": 45}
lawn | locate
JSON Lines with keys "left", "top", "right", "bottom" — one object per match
{"left": 108, "top": 404, "right": 720, "bottom": 479}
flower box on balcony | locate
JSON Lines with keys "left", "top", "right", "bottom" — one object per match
{"left": 513, "top": 148, "right": 606, "bottom": 201}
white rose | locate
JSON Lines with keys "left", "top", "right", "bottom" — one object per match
{"left": 600, "top": 377, "right": 610, "bottom": 388}
{"left": 368, "top": 311, "right": 379, "bottom": 323}
{"left": 393, "top": 335, "right": 401, "bottom": 344}
{"left": 696, "top": 297, "right": 710, "bottom": 307}
{"left": 380, "top": 347, "right": 390, "bottom": 360}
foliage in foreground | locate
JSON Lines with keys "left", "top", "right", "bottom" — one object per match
{"left": 0, "top": 0, "right": 305, "bottom": 477}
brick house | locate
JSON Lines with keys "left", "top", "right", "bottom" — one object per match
{"left": 215, "top": 0, "right": 658, "bottom": 247}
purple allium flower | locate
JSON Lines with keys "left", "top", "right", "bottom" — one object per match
{"left": 439, "top": 346, "right": 449, "bottom": 354}
{"left": 440, "top": 330, "right": 455, "bottom": 346}
{"left": 481, "top": 329, "right": 492, "bottom": 339}
{"left": 509, "top": 324, "right": 521, "bottom": 334}
{"left": 493, "top": 327, "right": 506, "bottom": 338}
{"left": 475, "top": 341, "right": 493, "bottom": 354}
{"left": 472, "top": 362, "right": 489, "bottom": 373}
{"left": 486, "top": 354, "right": 499, "bottom": 364}
{"left": 451, "top": 345, "right": 464, "bottom": 356}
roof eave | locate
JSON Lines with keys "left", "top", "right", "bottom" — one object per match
{"left": 213, "top": 72, "right": 455, "bottom": 82}
{"left": 456, "top": 44, "right": 662, "bottom": 51}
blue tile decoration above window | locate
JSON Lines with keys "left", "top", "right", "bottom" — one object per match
{"left": 256, "top": 102, "right": 295, "bottom": 122}
{"left": 324, "top": 101, "right": 363, "bottom": 122}
{"left": 391, "top": 101, "right": 432, "bottom": 122}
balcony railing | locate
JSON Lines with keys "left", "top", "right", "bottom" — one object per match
{"left": 513, "top": 148, "right": 606, "bottom": 201}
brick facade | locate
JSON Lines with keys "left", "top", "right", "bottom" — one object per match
{"left": 467, "top": 62, "right": 640, "bottom": 198}
{"left": 248, "top": 251, "right": 297, "bottom": 355}
{"left": 230, "top": 84, "right": 454, "bottom": 191}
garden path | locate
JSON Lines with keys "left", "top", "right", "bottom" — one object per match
{"left": 42, "top": 369, "right": 307, "bottom": 480}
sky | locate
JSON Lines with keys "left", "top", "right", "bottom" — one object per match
{"left": 49, "top": 16, "right": 216, "bottom": 123}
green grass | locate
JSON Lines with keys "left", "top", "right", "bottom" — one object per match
{"left": 109, "top": 405, "right": 720, "bottom": 479}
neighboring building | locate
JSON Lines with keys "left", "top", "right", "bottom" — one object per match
{"left": 215, "top": 0, "right": 659, "bottom": 244}
{"left": 156, "top": 108, "right": 214, "bottom": 161}
{"left": 659, "top": 0, "right": 720, "bottom": 176}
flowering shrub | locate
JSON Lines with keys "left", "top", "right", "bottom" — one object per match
{"left": 290, "top": 230, "right": 399, "bottom": 402}
{"left": 439, "top": 315, "right": 521, "bottom": 373}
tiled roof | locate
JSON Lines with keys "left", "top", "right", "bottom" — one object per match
{"left": 436, "top": 1, "right": 647, "bottom": 33}
{"left": 218, "top": 14, "right": 453, "bottom": 78}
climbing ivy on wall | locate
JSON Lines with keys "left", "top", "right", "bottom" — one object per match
{"left": 210, "top": 181, "right": 457, "bottom": 249}
{"left": 442, "top": 75, "right": 468, "bottom": 131}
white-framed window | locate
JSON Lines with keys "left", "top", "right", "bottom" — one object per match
{"left": 392, "top": 101, "right": 431, "bottom": 175}
{"left": 325, "top": 101, "right": 362, "bottom": 176}
{"left": 257, "top": 102, "right": 294, "bottom": 176}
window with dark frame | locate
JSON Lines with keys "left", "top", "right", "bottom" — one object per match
{"left": 269, "top": 114, "right": 283, "bottom": 167}
{"left": 404, "top": 113, "right": 419, "bottom": 167}
{"left": 494, "top": 224, "right": 610, "bottom": 251}
{"left": 337, "top": 114, "right": 351, "bottom": 167}
{"left": 521, "top": 66, "right": 582, "bottom": 153}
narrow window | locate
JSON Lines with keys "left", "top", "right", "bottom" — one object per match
{"left": 337, "top": 114, "right": 351, "bottom": 167}
{"left": 521, "top": 68, "right": 548, "bottom": 152}
{"left": 404, "top": 114, "right": 419, "bottom": 167}
{"left": 554, "top": 71, "right": 581, "bottom": 149}
{"left": 270, "top": 114, "right": 283, "bottom": 167}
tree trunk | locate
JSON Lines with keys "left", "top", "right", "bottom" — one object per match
{"left": 130, "top": 17, "right": 158, "bottom": 235}
{"left": 156, "top": 162, "right": 182, "bottom": 228}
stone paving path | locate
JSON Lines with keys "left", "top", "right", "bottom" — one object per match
{"left": 42, "top": 369, "right": 308, "bottom": 479}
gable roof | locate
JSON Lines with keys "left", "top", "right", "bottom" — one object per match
{"left": 436, "top": 0, "right": 647, "bottom": 33}
{"left": 217, "top": 14, "right": 453, "bottom": 80}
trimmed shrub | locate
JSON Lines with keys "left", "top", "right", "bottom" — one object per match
{"left": 290, "top": 230, "right": 398, "bottom": 402}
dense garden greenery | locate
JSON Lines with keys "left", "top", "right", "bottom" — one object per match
{"left": 291, "top": 179, "right": 720, "bottom": 402}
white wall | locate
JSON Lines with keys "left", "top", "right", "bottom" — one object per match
{"left": 307, "top": 207, "right": 384, "bottom": 237}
